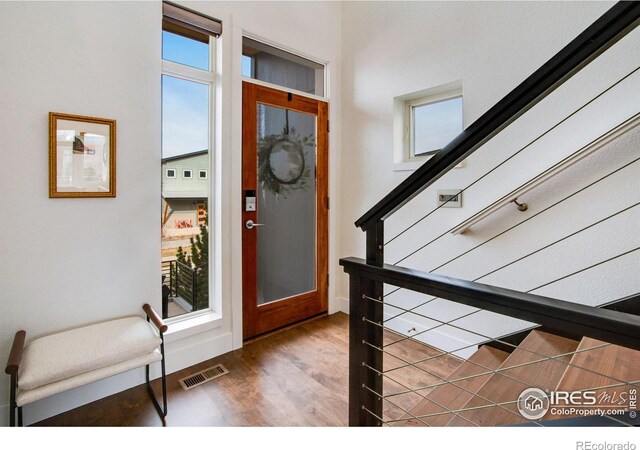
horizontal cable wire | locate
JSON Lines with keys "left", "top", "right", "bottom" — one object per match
{"left": 427, "top": 151, "right": 640, "bottom": 274}
{"left": 362, "top": 363, "right": 497, "bottom": 427}
{"left": 362, "top": 384, "right": 433, "bottom": 427}
{"left": 457, "top": 202, "right": 640, "bottom": 284}
{"left": 363, "top": 364, "right": 484, "bottom": 427}
{"left": 384, "top": 152, "right": 640, "bottom": 299}
{"left": 382, "top": 379, "right": 638, "bottom": 426}
{"left": 384, "top": 65, "right": 640, "bottom": 249}
{"left": 364, "top": 295, "right": 640, "bottom": 388}
{"left": 381, "top": 244, "right": 640, "bottom": 332}
{"left": 365, "top": 332, "right": 637, "bottom": 426}
{"left": 379, "top": 335, "right": 611, "bottom": 397}
{"left": 362, "top": 346, "right": 545, "bottom": 427}
{"left": 393, "top": 111, "right": 640, "bottom": 267}
{"left": 361, "top": 405, "right": 384, "bottom": 424}
{"left": 367, "top": 338, "right": 638, "bottom": 427}
{"left": 368, "top": 323, "right": 634, "bottom": 398}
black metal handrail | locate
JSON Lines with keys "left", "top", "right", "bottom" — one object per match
{"left": 355, "top": 1, "right": 640, "bottom": 231}
{"left": 340, "top": 257, "right": 640, "bottom": 352}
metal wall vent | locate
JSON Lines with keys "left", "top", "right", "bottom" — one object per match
{"left": 178, "top": 364, "right": 229, "bottom": 391}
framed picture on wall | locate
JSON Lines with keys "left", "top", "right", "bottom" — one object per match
{"left": 49, "top": 112, "right": 116, "bottom": 198}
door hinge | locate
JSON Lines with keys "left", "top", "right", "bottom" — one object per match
{"left": 326, "top": 196, "right": 330, "bottom": 209}
{"left": 327, "top": 120, "right": 330, "bottom": 133}
{"left": 327, "top": 273, "right": 330, "bottom": 286}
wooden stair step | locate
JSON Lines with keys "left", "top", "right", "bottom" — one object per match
{"left": 446, "top": 330, "right": 579, "bottom": 426}
{"left": 382, "top": 330, "right": 463, "bottom": 422}
{"left": 553, "top": 337, "right": 640, "bottom": 420}
{"left": 401, "top": 345, "right": 510, "bottom": 426}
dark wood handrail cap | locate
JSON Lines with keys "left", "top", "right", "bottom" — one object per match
{"left": 143, "top": 304, "right": 168, "bottom": 333}
{"left": 5, "top": 330, "right": 26, "bottom": 375}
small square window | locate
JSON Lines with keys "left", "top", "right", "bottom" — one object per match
{"left": 409, "top": 95, "right": 462, "bottom": 158}
{"left": 183, "top": 169, "right": 192, "bottom": 179}
{"left": 199, "top": 170, "right": 208, "bottom": 179}
{"left": 166, "top": 169, "right": 176, "bottom": 178}
{"left": 393, "top": 83, "right": 463, "bottom": 171}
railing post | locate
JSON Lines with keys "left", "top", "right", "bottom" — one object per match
{"left": 349, "top": 220, "right": 384, "bottom": 426}
{"left": 170, "top": 261, "right": 175, "bottom": 297}
{"left": 192, "top": 267, "right": 198, "bottom": 312}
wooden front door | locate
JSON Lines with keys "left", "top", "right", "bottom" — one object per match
{"left": 242, "top": 82, "right": 329, "bottom": 339}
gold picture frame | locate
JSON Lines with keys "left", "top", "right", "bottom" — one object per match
{"left": 49, "top": 112, "right": 116, "bottom": 198}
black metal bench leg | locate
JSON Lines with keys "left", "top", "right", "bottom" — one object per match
{"left": 145, "top": 338, "right": 167, "bottom": 426}
{"left": 9, "top": 373, "right": 17, "bottom": 427}
{"left": 17, "top": 407, "right": 23, "bottom": 427}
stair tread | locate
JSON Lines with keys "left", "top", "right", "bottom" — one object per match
{"left": 381, "top": 330, "right": 463, "bottom": 422}
{"left": 554, "top": 337, "right": 640, "bottom": 418}
{"left": 447, "top": 330, "right": 579, "bottom": 426}
{"left": 402, "top": 345, "right": 510, "bottom": 426}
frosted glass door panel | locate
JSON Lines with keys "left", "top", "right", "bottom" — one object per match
{"left": 256, "top": 104, "right": 316, "bottom": 305}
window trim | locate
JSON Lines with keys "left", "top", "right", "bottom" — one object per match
{"left": 182, "top": 169, "right": 193, "bottom": 179}
{"left": 162, "top": 12, "right": 220, "bottom": 324}
{"left": 198, "top": 169, "right": 208, "bottom": 179}
{"left": 241, "top": 32, "right": 328, "bottom": 101}
{"left": 166, "top": 168, "right": 176, "bottom": 178}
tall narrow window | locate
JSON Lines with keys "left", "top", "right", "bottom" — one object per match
{"left": 161, "top": 2, "right": 220, "bottom": 319}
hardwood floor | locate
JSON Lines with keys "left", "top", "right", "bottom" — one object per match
{"left": 36, "top": 313, "right": 351, "bottom": 427}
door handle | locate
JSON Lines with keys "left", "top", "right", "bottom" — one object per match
{"left": 245, "top": 220, "right": 265, "bottom": 230}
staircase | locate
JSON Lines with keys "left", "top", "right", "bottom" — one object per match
{"left": 391, "top": 331, "right": 640, "bottom": 426}
{"left": 340, "top": 2, "right": 640, "bottom": 427}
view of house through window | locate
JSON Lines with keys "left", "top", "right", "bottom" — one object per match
{"left": 161, "top": 19, "right": 214, "bottom": 319}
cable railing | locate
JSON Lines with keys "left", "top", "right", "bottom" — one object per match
{"left": 340, "top": 2, "right": 640, "bottom": 427}
{"left": 340, "top": 259, "right": 640, "bottom": 427}
{"left": 161, "top": 260, "right": 208, "bottom": 315}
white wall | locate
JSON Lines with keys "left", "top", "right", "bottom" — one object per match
{"left": 338, "top": 1, "right": 640, "bottom": 353}
{"left": 0, "top": 0, "right": 342, "bottom": 426}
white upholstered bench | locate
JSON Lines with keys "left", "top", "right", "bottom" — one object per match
{"left": 5, "top": 304, "right": 168, "bottom": 426}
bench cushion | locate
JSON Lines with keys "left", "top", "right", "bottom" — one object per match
{"left": 18, "top": 316, "right": 161, "bottom": 391}
{"left": 16, "top": 350, "right": 162, "bottom": 407}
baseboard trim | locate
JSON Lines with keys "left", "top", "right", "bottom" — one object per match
{"left": 0, "top": 402, "right": 8, "bottom": 427}
{"left": 333, "top": 296, "right": 349, "bottom": 314}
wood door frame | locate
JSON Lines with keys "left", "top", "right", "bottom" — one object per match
{"left": 242, "top": 82, "right": 329, "bottom": 339}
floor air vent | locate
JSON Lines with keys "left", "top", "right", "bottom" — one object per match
{"left": 178, "top": 364, "right": 229, "bottom": 391}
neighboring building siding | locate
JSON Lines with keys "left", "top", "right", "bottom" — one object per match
{"left": 162, "top": 151, "right": 209, "bottom": 198}
{"left": 161, "top": 151, "right": 208, "bottom": 258}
